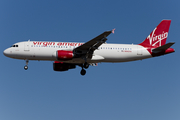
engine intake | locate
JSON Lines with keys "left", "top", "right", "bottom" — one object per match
{"left": 53, "top": 61, "right": 76, "bottom": 71}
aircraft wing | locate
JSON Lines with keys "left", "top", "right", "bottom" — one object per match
{"left": 74, "top": 30, "right": 114, "bottom": 58}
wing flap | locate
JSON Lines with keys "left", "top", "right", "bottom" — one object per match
{"left": 91, "top": 55, "right": 104, "bottom": 60}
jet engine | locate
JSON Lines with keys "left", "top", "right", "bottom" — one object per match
{"left": 56, "top": 50, "right": 74, "bottom": 60}
{"left": 53, "top": 61, "right": 76, "bottom": 71}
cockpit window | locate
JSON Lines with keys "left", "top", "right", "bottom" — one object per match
{"left": 11, "top": 45, "right": 18, "bottom": 47}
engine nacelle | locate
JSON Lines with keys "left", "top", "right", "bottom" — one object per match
{"left": 56, "top": 50, "right": 74, "bottom": 60}
{"left": 53, "top": 61, "right": 76, "bottom": 71}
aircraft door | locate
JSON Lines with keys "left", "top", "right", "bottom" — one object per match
{"left": 24, "top": 40, "right": 30, "bottom": 51}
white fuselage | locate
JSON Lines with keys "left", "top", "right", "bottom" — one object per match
{"left": 3, "top": 41, "right": 152, "bottom": 63}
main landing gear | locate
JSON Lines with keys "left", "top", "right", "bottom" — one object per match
{"left": 80, "top": 62, "right": 89, "bottom": 76}
{"left": 80, "top": 68, "right": 86, "bottom": 76}
{"left": 24, "top": 59, "right": 29, "bottom": 70}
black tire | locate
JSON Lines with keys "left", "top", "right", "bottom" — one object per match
{"left": 24, "top": 65, "right": 28, "bottom": 70}
{"left": 80, "top": 69, "right": 86, "bottom": 76}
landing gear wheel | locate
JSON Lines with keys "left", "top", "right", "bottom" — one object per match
{"left": 84, "top": 62, "right": 89, "bottom": 69}
{"left": 80, "top": 69, "right": 86, "bottom": 76}
{"left": 24, "top": 65, "right": 28, "bottom": 70}
{"left": 24, "top": 59, "right": 29, "bottom": 70}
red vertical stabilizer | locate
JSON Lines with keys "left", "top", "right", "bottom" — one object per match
{"left": 139, "top": 20, "right": 171, "bottom": 48}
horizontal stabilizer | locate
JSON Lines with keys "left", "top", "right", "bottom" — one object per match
{"left": 151, "top": 42, "right": 175, "bottom": 57}
{"left": 152, "top": 42, "right": 175, "bottom": 52}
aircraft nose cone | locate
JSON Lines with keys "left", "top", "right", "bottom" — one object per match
{"left": 3, "top": 49, "right": 10, "bottom": 57}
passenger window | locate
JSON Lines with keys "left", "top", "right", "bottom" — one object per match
{"left": 16, "top": 45, "right": 18, "bottom": 47}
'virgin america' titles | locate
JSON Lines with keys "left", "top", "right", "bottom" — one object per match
{"left": 147, "top": 28, "right": 168, "bottom": 46}
{"left": 57, "top": 42, "right": 83, "bottom": 46}
{"left": 33, "top": 42, "right": 83, "bottom": 46}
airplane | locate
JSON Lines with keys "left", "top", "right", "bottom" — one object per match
{"left": 3, "top": 20, "right": 175, "bottom": 75}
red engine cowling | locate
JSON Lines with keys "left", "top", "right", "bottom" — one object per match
{"left": 53, "top": 61, "right": 76, "bottom": 71}
{"left": 57, "top": 50, "right": 73, "bottom": 60}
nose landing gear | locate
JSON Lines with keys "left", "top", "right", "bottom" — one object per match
{"left": 24, "top": 59, "right": 29, "bottom": 70}
{"left": 24, "top": 65, "right": 28, "bottom": 70}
